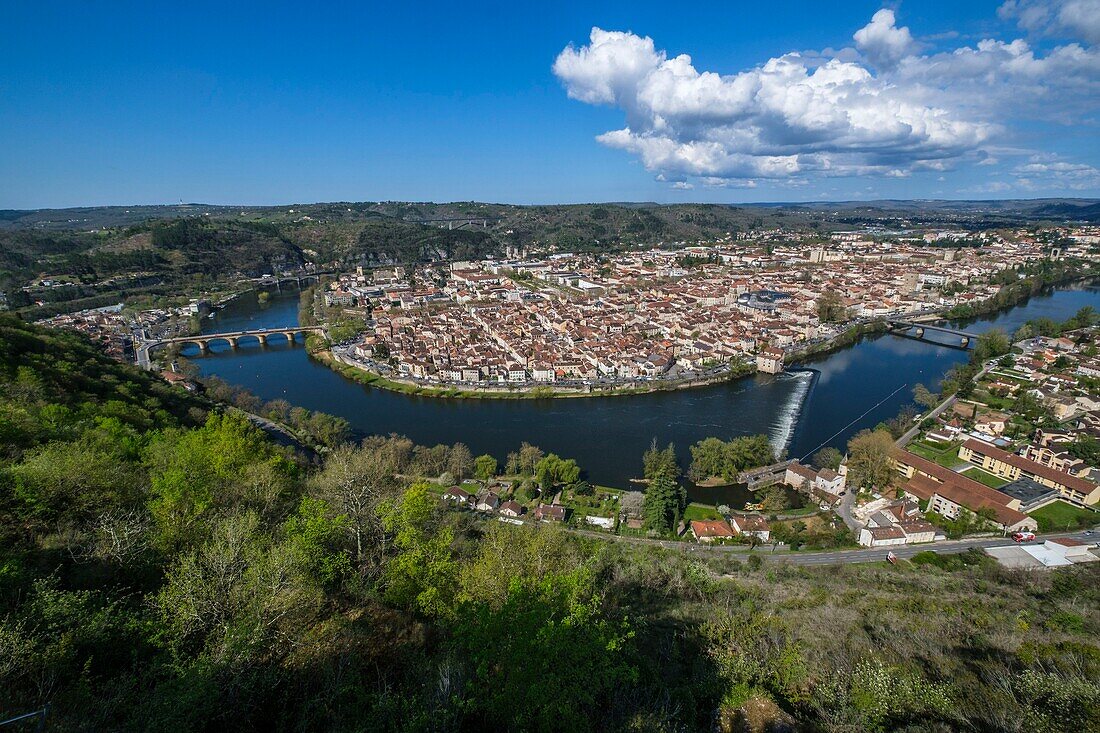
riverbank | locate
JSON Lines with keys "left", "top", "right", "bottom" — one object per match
{"left": 318, "top": 346, "right": 758, "bottom": 400}
{"left": 188, "top": 279, "right": 1100, "bottom": 491}
{"left": 787, "top": 320, "right": 889, "bottom": 364}
{"left": 943, "top": 268, "right": 1099, "bottom": 322}
{"left": 310, "top": 317, "right": 892, "bottom": 401}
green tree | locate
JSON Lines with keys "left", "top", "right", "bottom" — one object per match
{"left": 689, "top": 435, "right": 774, "bottom": 482}
{"left": 642, "top": 439, "right": 679, "bottom": 480}
{"left": 1027, "top": 317, "right": 1060, "bottom": 337}
{"left": 473, "top": 453, "right": 498, "bottom": 481}
{"left": 758, "top": 484, "right": 790, "bottom": 512}
{"left": 518, "top": 442, "right": 544, "bottom": 475}
{"left": 974, "top": 328, "right": 1011, "bottom": 362}
{"left": 912, "top": 384, "right": 939, "bottom": 410}
{"left": 846, "top": 429, "right": 897, "bottom": 492}
{"left": 688, "top": 437, "right": 728, "bottom": 481}
{"left": 447, "top": 442, "right": 473, "bottom": 482}
{"left": 156, "top": 510, "right": 321, "bottom": 661}
{"left": 534, "top": 453, "right": 582, "bottom": 490}
{"left": 143, "top": 413, "right": 294, "bottom": 549}
{"left": 812, "top": 447, "right": 843, "bottom": 471}
{"left": 308, "top": 441, "right": 403, "bottom": 567}
{"left": 10, "top": 438, "right": 141, "bottom": 523}
{"left": 284, "top": 496, "right": 352, "bottom": 587}
{"left": 451, "top": 568, "right": 636, "bottom": 732}
{"left": 643, "top": 469, "right": 685, "bottom": 534}
{"left": 378, "top": 482, "right": 457, "bottom": 617}
{"left": 816, "top": 290, "right": 847, "bottom": 323}
{"left": 1063, "top": 305, "right": 1097, "bottom": 331}
{"left": 1068, "top": 434, "right": 1100, "bottom": 465}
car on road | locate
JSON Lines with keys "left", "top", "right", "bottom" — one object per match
{"left": 1012, "top": 531, "right": 1036, "bottom": 543}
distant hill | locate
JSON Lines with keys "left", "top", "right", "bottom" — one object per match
{"left": 2, "top": 198, "right": 1096, "bottom": 313}
{"left": 3, "top": 197, "right": 1096, "bottom": 234}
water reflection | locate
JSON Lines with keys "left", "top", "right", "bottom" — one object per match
{"left": 187, "top": 281, "right": 1100, "bottom": 499}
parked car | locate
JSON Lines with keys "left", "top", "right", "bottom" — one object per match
{"left": 1012, "top": 531, "right": 1036, "bottom": 543}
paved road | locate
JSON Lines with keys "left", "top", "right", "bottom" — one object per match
{"left": 835, "top": 491, "right": 861, "bottom": 533}
{"left": 226, "top": 407, "right": 317, "bottom": 457}
{"left": 566, "top": 523, "right": 1099, "bottom": 566}
{"left": 895, "top": 363, "right": 992, "bottom": 448}
{"left": 769, "top": 528, "right": 1099, "bottom": 566}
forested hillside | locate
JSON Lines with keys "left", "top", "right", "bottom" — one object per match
{"left": 5, "top": 199, "right": 1098, "bottom": 315}
{"left": 1, "top": 314, "right": 1099, "bottom": 732}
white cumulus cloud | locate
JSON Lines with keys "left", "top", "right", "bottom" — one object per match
{"left": 999, "top": 0, "right": 1100, "bottom": 44}
{"left": 853, "top": 9, "right": 918, "bottom": 69}
{"left": 553, "top": 7, "right": 1100, "bottom": 189}
{"left": 1014, "top": 158, "right": 1100, "bottom": 188}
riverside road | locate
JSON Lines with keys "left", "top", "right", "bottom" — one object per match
{"left": 570, "top": 525, "right": 1099, "bottom": 566}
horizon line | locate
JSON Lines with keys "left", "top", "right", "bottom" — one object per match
{"left": 3, "top": 196, "right": 1099, "bottom": 213}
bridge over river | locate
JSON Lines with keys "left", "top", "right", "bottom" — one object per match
{"left": 136, "top": 326, "right": 324, "bottom": 369}
{"left": 886, "top": 319, "right": 979, "bottom": 348}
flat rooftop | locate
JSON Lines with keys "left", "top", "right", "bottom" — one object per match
{"left": 999, "top": 476, "right": 1059, "bottom": 504}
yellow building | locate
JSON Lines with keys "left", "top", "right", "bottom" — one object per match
{"left": 756, "top": 347, "right": 784, "bottom": 374}
{"left": 959, "top": 438, "right": 1100, "bottom": 506}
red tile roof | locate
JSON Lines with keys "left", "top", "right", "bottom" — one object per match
{"left": 962, "top": 438, "right": 1098, "bottom": 494}
{"left": 897, "top": 451, "right": 1031, "bottom": 529}
{"left": 732, "top": 514, "right": 770, "bottom": 532}
{"left": 691, "top": 519, "right": 735, "bottom": 538}
{"left": 868, "top": 526, "right": 906, "bottom": 540}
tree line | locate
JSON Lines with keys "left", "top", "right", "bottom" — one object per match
{"left": 2, "top": 313, "right": 1098, "bottom": 731}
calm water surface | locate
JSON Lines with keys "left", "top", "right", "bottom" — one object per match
{"left": 186, "top": 281, "right": 1100, "bottom": 497}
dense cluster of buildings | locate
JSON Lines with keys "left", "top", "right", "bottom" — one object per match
{"left": 36, "top": 299, "right": 213, "bottom": 362}
{"left": 883, "top": 326, "right": 1100, "bottom": 541}
{"left": 328, "top": 233, "right": 1057, "bottom": 388}
{"left": 36, "top": 304, "right": 134, "bottom": 360}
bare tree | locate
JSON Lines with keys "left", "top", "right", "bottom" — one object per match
{"left": 309, "top": 442, "right": 403, "bottom": 569}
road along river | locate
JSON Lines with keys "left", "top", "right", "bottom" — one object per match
{"left": 183, "top": 281, "right": 1100, "bottom": 501}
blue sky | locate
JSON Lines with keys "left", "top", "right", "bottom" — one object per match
{"left": 1, "top": 1, "right": 1097, "bottom": 207}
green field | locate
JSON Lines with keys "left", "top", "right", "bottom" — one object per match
{"left": 683, "top": 503, "right": 723, "bottom": 522}
{"left": 1030, "top": 501, "right": 1099, "bottom": 532}
{"left": 907, "top": 439, "right": 964, "bottom": 468}
{"left": 961, "top": 466, "right": 1010, "bottom": 488}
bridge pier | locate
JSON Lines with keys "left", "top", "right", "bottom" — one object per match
{"left": 140, "top": 326, "right": 322, "bottom": 362}
{"left": 887, "top": 320, "right": 978, "bottom": 349}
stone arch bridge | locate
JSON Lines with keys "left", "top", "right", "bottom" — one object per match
{"left": 886, "top": 320, "right": 979, "bottom": 348}
{"left": 136, "top": 326, "right": 324, "bottom": 368}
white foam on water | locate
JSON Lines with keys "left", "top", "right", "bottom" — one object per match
{"left": 769, "top": 370, "right": 814, "bottom": 455}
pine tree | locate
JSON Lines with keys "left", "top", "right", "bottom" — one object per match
{"left": 643, "top": 469, "right": 685, "bottom": 535}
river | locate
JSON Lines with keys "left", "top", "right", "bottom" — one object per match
{"left": 185, "top": 280, "right": 1100, "bottom": 500}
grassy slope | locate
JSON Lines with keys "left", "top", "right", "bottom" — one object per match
{"left": 1030, "top": 501, "right": 1099, "bottom": 532}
